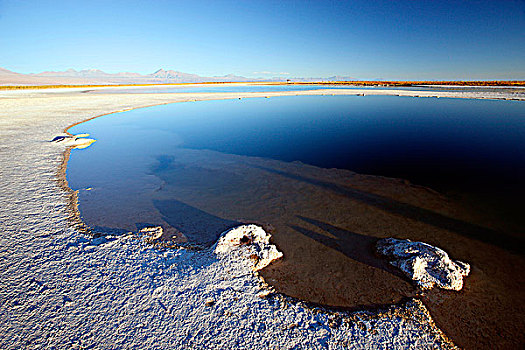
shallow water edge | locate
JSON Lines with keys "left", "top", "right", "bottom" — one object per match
{"left": 57, "top": 87, "right": 524, "bottom": 349}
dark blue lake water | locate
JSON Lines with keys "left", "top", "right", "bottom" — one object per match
{"left": 67, "top": 95, "right": 525, "bottom": 239}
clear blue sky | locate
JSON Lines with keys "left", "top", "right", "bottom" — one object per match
{"left": 0, "top": 0, "right": 523, "bottom": 80}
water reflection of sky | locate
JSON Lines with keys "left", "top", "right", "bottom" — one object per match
{"left": 70, "top": 95, "right": 524, "bottom": 188}
{"left": 67, "top": 95, "right": 525, "bottom": 238}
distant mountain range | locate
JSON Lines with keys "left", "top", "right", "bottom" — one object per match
{"left": 0, "top": 67, "right": 259, "bottom": 85}
{"left": 0, "top": 67, "right": 356, "bottom": 86}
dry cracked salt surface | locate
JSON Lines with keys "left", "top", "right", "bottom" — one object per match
{"left": 2, "top": 86, "right": 518, "bottom": 349}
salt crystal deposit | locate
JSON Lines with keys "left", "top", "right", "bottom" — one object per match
{"left": 376, "top": 238, "right": 470, "bottom": 291}
{"left": 51, "top": 133, "right": 96, "bottom": 149}
{"left": 214, "top": 224, "right": 284, "bottom": 271}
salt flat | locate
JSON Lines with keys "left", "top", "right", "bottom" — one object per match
{"left": 2, "top": 85, "right": 520, "bottom": 349}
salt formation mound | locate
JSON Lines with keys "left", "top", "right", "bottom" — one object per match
{"left": 138, "top": 226, "right": 164, "bottom": 243}
{"left": 214, "top": 225, "right": 283, "bottom": 271}
{"left": 51, "top": 133, "right": 95, "bottom": 149}
{"left": 376, "top": 238, "right": 470, "bottom": 291}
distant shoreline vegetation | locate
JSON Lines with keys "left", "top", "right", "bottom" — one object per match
{"left": 286, "top": 80, "right": 525, "bottom": 87}
{"left": 1, "top": 80, "right": 524, "bottom": 90}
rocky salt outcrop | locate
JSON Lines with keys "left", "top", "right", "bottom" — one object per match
{"left": 139, "top": 226, "right": 164, "bottom": 243}
{"left": 214, "top": 225, "right": 283, "bottom": 271}
{"left": 376, "top": 238, "right": 470, "bottom": 291}
{"left": 51, "top": 133, "right": 95, "bottom": 149}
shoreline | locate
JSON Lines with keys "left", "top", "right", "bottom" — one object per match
{"left": 53, "top": 85, "right": 525, "bottom": 246}
{"left": 1, "top": 80, "right": 524, "bottom": 90}
{"left": 1, "top": 85, "right": 523, "bottom": 349}
{"left": 2, "top": 83, "right": 525, "bottom": 100}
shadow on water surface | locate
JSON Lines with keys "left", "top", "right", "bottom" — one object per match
{"left": 254, "top": 165, "right": 524, "bottom": 255}
{"left": 153, "top": 199, "right": 241, "bottom": 246}
{"left": 290, "top": 216, "right": 408, "bottom": 280}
